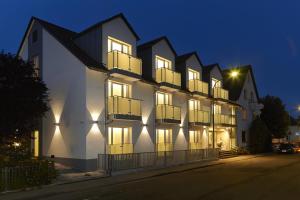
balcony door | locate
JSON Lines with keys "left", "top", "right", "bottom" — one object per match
{"left": 211, "top": 78, "right": 221, "bottom": 88}
{"left": 108, "top": 37, "right": 131, "bottom": 55}
{"left": 156, "top": 56, "right": 171, "bottom": 69}
{"left": 189, "top": 99, "right": 200, "bottom": 111}
{"left": 188, "top": 68, "right": 199, "bottom": 80}
{"left": 108, "top": 81, "right": 130, "bottom": 98}
{"left": 156, "top": 92, "right": 171, "bottom": 105}
{"left": 108, "top": 127, "right": 133, "bottom": 154}
{"left": 156, "top": 129, "right": 173, "bottom": 152}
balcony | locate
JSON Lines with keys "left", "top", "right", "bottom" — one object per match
{"left": 155, "top": 68, "right": 181, "bottom": 90}
{"left": 214, "top": 114, "right": 236, "bottom": 127}
{"left": 189, "top": 110, "right": 210, "bottom": 126}
{"left": 108, "top": 96, "right": 142, "bottom": 121}
{"left": 107, "top": 50, "right": 142, "bottom": 81}
{"left": 156, "top": 104, "right": 181, "bottom": 124}
{"left": 156, "top": 143, "right": 173, "bottom": 152}
{"left": 213, "top": 87, "right": 229, "bottom": 100}
{"left": 188, "top": 79, "right": 209, "bottom": 96}
{"left": 107, "top": 144, "right": 133, "bottom": 154}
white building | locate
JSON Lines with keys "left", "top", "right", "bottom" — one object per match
{"left": 18, "top": 13, "right": 250, "bottom": 171}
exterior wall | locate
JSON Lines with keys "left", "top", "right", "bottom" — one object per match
{"left": 151, "top": 40, "right": 176, "bottom": 79}
{"left": 185, "top": 55, "right": 202, "bottom": 80}
{"left": 236, "top": 71, "right": 259, "bottom": 147}
{"left": 18, "top": 36, "right": 29, "bottom": 60}
{"left": 42, "top": 29, "right": 87, "bottom": 160}
{"left": 101, "top": 17, "right": 137, "bottom": 65}
{"left": 209, "top": 67, "right": 223, "bottom": 89}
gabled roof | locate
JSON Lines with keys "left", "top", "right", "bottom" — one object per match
{"left": 17, "top": 17, "right": 105, "bottom": 70}
{"left": 202, "top": 63, "right": 223, "bottom": 83}
{"left": 222, "top": 65, "right": 260, "bottom": 101}
{"left": 137, "top": 36, "right": 177, "bottom": 56}
{"left": 175, "top": 51, "right": 203, "bottom": 66}
{"left": 76, "top": 13, "right": 140, "bottom": 40}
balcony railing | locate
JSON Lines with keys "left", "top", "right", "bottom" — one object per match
{"left": 107, "top": 50, "right": 142, "bottom": 76}
{"left": 189, "top": 143, "right": 202, "bottom": 150}
{"left": 107, "top": 144, "right": 133, "bottom": 154}
{"left": 188, "top": 79, "right": 208, "bottom": 95}
{"left": 156, "top": 143, "right": 173, "bottom": 152}
{"left": 108, "top": 96, "right": 141, "bottom": 118}
{"left": 156, "top": 104, "right": 181, "bottom": 123}
{"left": 155, "top": 68, "right": 181, "bottom": 87}
{"left": 214, "top": 114, "right": 236, "bottom": 126}
{"left": 189, "top": 110, "right": 210, "bottom": 124}
{"left": 213, "top": 87, "right": 229, "bottom": 100}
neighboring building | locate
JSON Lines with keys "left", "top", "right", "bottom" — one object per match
{"left": 18, "top": 13, "right": 244, "bottom": 171}
{"left": 223, "top": 65, "right": 263, "bottom": 148}
{"left": 288, "top": 126, "right": 300, "bottom": 144}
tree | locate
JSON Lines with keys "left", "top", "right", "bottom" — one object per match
{"left": 260, "top": 95, "right": 290, "bottom": 139}
{"left": 0, "top": 52, "right": 49, "bottom": 159}
{"left": 248, "top": 117, "right": 272, "bottom": 153}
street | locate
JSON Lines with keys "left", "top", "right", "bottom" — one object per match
{"left": 2, "top": 154, "right": 300, "bottom": 200}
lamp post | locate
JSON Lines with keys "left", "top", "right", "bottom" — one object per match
{"left": 211, "top": 70, "right": 239, "bottom": 149}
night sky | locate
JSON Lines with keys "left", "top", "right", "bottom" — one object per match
{"left": 1, "top": 0, "right": 299, "bottom": 116}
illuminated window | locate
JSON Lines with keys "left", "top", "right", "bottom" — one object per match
{"left": 156, "top": 92, "right": 171, "bottom": 105}
{"left": 108, "top": 37, "right": 131, "bottom": 54}
{"left": 34, "top": 130, "right": 39, "bottom": 157}
{"left": 108, "top": 81, "right": 131, "bottom": 98}
{"left": 108, "top": 127, "right": 132, "bottom": 154}
{"left": 156, "top": 129, "right": 173, "bottom": 152}
{"left": 214, "top": 104, "right": 221, "bottom": 114}
{"left": 188, "top": 68, "right": 199, "bottom": 80}
{"left": 189, "top": 130, "right": 201, "bottom": 143}
{"left": 155, "top": 56, "right": 171, "bottom": 69}
{"left": 189, "top": 99, "right": 201, "bottom": 111}
{"left": 211, "top": 78, "right": 221, "bottom": 88}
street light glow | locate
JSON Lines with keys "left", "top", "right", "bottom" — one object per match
{"left": 297, "top": 105, "right": 300, "bottom": 111}
{"left": 230, "top": 70, "right": 239, "bottom": 78}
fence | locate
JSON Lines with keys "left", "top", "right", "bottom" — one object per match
{"left": 0, "top": 161, "right": 56, "bottom": 191}
{"left": 98, "top": 148, "right": 219, "bottom": 173}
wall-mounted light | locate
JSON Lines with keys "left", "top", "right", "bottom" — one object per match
{"left": 142, "top": 123, "right": 148, "bottom": 127}
{"left": 92, "top": 121, "right": 99, "bottom": 124}
{"left": 53, "top": 122, "right": 61, "bottom": 126}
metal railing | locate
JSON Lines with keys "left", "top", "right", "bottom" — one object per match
{"left": 156, "top": 104, "right": 181, "bottom": 121}
{"left": 107, "top": 50, "right": 142, "bottom": 75}
{"left": 98, "top": 148, "right": 219, "bottom": 173}
{"left": 155, "top": 68, "right": 181, "bottom": 87}
{"left": 107, "top": 144, "right": 134, "bottom": 155}
{"left": 188, "top": 79, "right": 208, "bottom": 94}
{"left": 213, "top": 87, "right": 229, "bottom": 100}
{"left": 214, "top": 114, "right": 236, "bottom": 125}
{"left": 108, "top": 96, "right": 141, "bottom": 117}
{"left": 189, "top": 110, "right": 210, "bottom": 124}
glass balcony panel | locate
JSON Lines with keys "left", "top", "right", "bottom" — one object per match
{"left": 188, "top": 80, "right": 209, "bottom": 94}
{"left": 213, "top": 87, "right": 229, "bottom": 100}
{"left": 214, "top": 114, "right": 236, "bottom": 125}
{"left": 189, "top": 110, "right": 210, "bottom": 123}
{"left": 155, "top": 68, "right": 181, "bottom": 87}
{"left": 108, "top": 96, "right": 141, "bottom": 116}
{"left": 156, "top": 104, "right": 181, "bottom": 121}
{"left": 107, "top": 144, "right": 133, "bottom": 154}
{"left": 157, "top": 143, "right": 173, "bottom": 152}
{"left": 107, "top": 51, "right": 142, "bottom": 75}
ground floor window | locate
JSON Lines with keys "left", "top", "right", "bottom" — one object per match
{"left": 108, "top": 127, "right": 133, "bottom": 154}
{"left": 189, "top": 129, "right": 209, "bottom": 150}
{"left": 156, "top": 129, "right": 173, "bottom": 152}
{"left": 33, "top": 130, "right": 39, "bottom": 157}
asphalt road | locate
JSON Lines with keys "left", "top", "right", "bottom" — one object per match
{"left": 3, "top": 154, "right": 300, "bottom": 200}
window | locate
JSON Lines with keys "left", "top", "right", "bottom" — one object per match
{"left": 242, "top": 131, "right": 246, "bottom": 143}
{"left": 108, "top": 37, "right": 131, "bottom": 54}
{"left": 31, "top": 56, "right": 39, "bottom": 77}
{"left": 188, "top": 68, "right": 199, "bottom": 80}
{"left": 189, "top": 130, "right": 201, "bottom": 143}
{"left": 108, "top": 127, "right": 132, "bottom": 154}
{"left": 189, "top": 99, "right": 201, "bottom": 111}
{"left": 213, "top": 104, "right": 221, "bottom": 114}
{"left": 32, "top": 30, "right": 38, "bottom": 43}
{"left": 156, "top": 129, "right": 173, "bottom": 152}
{"left": 155, "top": 56, "right": 171, "bottom": 69}
{"left": 156, "top": 92, "right": 171, "bottom": 105}
{"left": 108, "top": 81, "right": 131, "bottom": 98}
{"left": 211, "top": 78, "right": 221, "bottom": 88}
{"left": 33, "top": 130, "right": 39, "bottom": 157}
{"left": 244, "top": 89, "right": 248, "bottom": 100}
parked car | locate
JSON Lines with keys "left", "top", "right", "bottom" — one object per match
{"left": 277, "top": 143, "right": 296, "bottom": 154}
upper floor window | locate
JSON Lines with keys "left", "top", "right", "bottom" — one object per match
{"left": 156, "top": 56, "right": 171, "bottom": 69}
{"left": 32, "top": 30, "right": 38, "bottom": 43}
{"left": 156, "top": 92, "right": 171, "bottom": 105}
{"left": 108, "top": 81, "right": 131, "bottom": 98}
{"left": 189, "top": 99, "right": 201, "bottom": 111}
{"left": 214, "top": 104, "right": 221, "bottom": 114}
{"left": 108, "top": 37, "right": 131, "bottom": 55}
{"left": 31, "top": 56, "right": 39, "bottom": 77}
{"left": 211, "top": 78, "right": 221, "bottom": 88}
{"left": 188, "top": 68, "right": 199, "bottom": 80}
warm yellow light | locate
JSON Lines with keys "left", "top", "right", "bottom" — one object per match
{"left": 230, "top": 70, "right": 239, "bottom": 78}
{"left": 297, "top": 105, "right": 300, "bottom": 111}
{"left": 13, "top": 142, "right": 21, "bottom": 147}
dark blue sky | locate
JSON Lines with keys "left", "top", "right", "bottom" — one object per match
{"left": 1, "top": 0, "right": 299, "bottom": 115}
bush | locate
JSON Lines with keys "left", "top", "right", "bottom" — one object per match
{"left": 0, "top": 159, "right": 57, "bottom": 191}
{"left": 248, "top": 117, "right": 272, "bottom": 154}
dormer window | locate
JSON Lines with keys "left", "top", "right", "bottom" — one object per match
{"left": 188, "top": 68, "right": 199, "bottom": 80}
{"left": 211, "top": 78, "right": 221, "bottom": 88}
{"left": 108, "top": 37, "right": 131, "bottom": 55}
{"left": 156, "top": 56, "right": 171, "bottom": 69}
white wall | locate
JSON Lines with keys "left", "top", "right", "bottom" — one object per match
{"left": 18, "top": 37, "right": 28, "bottom": 60}
{"left": 42, "top": 29, "right": 87, "bottom": 159}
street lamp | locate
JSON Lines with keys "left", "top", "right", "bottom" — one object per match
{"left": 211, "top": 69, "right": 240, "bottom": 149}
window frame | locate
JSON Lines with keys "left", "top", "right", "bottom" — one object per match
{"left": 155, "top": 56, "right": 172, "bottom": 69}
{"left": 107, "top": 36, "right": 132, "bottom": 55}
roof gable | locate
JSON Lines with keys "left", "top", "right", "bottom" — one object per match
{"left": 138, "top": 36, "right": 177, "bottom": 56}
{"left": 176, "top": 52, "right": 203, "bottom": 66}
